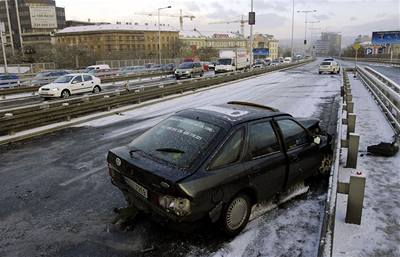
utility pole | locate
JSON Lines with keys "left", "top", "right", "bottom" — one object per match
{"left": 297, "top": 9, "right": 316, "bottom": 55}
{"left": 249, "top": 0, "right": 255, "bottom": 67}
{"left": 158, "top": 5, "right": 171, "bottom": 64}
{"left": 4, "top": 0, "right": 15, "bottom": 56}
{"left": 14, "top": 0, "right": 24, "bottom": 57}
{"left": 290, "top": 0, "right": 295, "bottom": 58}
{"left": 0, "top": 22, "right": 8, "bottom": 73}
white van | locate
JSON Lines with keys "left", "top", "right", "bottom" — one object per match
{"left": 85, "top": 64, "right": 110, "bottom": 73}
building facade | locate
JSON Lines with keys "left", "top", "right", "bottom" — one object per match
{"left": 315, "top": 32, "right": 342, "bottom": 56}
{"left": 252, "top": 34, "right": 279, "bottom": 60}
{"left": 0, "top": 0, "right": 65, "bottom": 50}
{"left": 55, "top": 24, "right": 180, "bottom": 59}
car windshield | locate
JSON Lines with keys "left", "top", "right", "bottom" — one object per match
{"left": 218, "top": 59, "right": 232, "bottom": 65}
{"left": 53, "top": 75, "right": 74, "bottom": 83}
{"left": 321, "top": 62, "right": 332, "bottom": 65}
{"left": 178, "top": 62, "right": 193, "bottom": 69}
{"left": 129, "top": 116, "right": 220, "bottom": 168}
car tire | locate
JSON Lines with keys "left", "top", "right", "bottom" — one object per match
{"left": 61, "top": 89, "right": 70, "bottom": 99}
{"left": 93, "top": 86, "right": 101, "bottom": 94}
{"left": 319, "top": 71, "right": 322, "bottom": 74}
{"left": 220, "top": 193, "right": 251, "bottom": 237}
{"left": 319, "top": 154, "right": 333, "bottom": 176}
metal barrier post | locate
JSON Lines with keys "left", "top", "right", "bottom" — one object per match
{"left": 346, "top": 133, "right": 360, "bottom": 168}
{"left": 346, "top": 171, "right": 366, "bottom": 224}
{"left": 347, "top": 113, "right": 356, "bottom": 138}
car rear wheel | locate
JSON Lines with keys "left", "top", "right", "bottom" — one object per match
{"left": 93, "top": 86, "right": 101, "bottom": 94}
{"left": 319, "top": 71, "right": 322, "bottom": 74}
{"left": 221, "top": 193, "right": 251, "bottom": 237}
{"left": 61, "top": 90, "right": 70, "bottom": 99}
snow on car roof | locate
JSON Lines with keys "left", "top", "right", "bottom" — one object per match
{"left": 57, "top": 24, "right": 179, "bottom": 34}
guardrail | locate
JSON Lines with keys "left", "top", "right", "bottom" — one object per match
{"left": 0, "top": 70, "right": 174, "bottom": 98}
{"left": 318, "top": 68, "right": 366, "bottom": 256}
{"left": 339, "top": 57, "right": 400, "bottom": 65}
{"left": 357, "top": 66, "right": 400, "bottom": 133}
{"left": 0, "top": 60, "right": 313, "bottom": 136}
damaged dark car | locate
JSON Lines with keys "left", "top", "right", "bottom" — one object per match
{"left": 107, "top": 101, "right": 332, "bottom": 236}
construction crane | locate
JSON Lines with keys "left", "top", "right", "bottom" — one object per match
{"left": 209, "top": 15, "right": 248, "bottom": 37}
{"left": 134, "top": 9, "right": 195, "bottom": 31}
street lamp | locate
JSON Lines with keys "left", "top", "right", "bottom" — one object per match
{"left": 290, "top": 0, "right": 295, "bottom": 58}
{"left": 297, "top": 9, "right": 316, "bottom": 55}
{"left": 158, "top": 5, "right": 171, "bottom": 64}
{"left": 3, "top": 0, "right": 15, "bottom": 56}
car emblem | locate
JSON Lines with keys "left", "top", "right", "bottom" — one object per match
{"left": 115, "top": 157, "right": 122, "bottom": 167}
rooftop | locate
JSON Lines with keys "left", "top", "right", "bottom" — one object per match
{"left": 56, "top": 24, "right": 179, "bottom": 34}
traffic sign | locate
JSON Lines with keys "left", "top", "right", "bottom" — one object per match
{"left": 352, "top": 43, "right": 361, "bottom": 50}
{"left": 365, "top": 48, "right": 373, "bottom": 55}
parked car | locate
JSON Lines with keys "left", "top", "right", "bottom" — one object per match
{"left": 107, "top": 101, "right": 332, "bottom": 236}
{"left": 319, "top": 61, "right": 340, "bottom": 74}
{"left": 38, "top": 73, "right": 101, "bottom": 99}
{"left": 0, "top": 73, "right": 20, "bottom": 88}
{"left": 253, "top": 59, "right": 267, "bottom": 68}
{"left": 118, "top": 66, "right": 145, "bottom": 75}
{"left": 270, "top": 60, "right": 280, "bottom": 66}
{"left": 26, "top": 70, "right": 71, "bottom": 87}
{"left": 84, "top": 64, "right": 110, "bottom": 73}
{"left": 174, "top": 62, "right": 204, "bottom": 79}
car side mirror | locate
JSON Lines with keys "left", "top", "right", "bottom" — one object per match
{"left": 313, "top": 136, "right": 321, "bottom": 145}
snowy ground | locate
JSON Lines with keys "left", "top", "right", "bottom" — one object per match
{"left": 0, "top": 60, "right": 340, "bottom": 257}
{"left": 332, "top": 73, "right": 400, "bottom": 257}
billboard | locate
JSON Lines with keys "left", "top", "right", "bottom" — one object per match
{"left": 252, "top": 48, "right": 269, "bottom": 56}
{"left": 30, "top": 6, "right": 57, "bottom": 29}
{"left": 371, "top": 31, "right": 400, "bottom": 45}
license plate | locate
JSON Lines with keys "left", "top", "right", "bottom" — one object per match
{"left": 125, "top": 177, "right": 148, "bottom": 199}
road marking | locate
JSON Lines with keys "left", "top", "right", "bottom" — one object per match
{"left": 59, "top": 167, "right": 105, "bottom": 186}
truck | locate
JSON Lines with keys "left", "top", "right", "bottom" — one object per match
{"left": 215, "top": 49, "right": 250, "bottom": 73}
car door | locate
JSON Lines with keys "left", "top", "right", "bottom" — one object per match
{"left": 83, "top": 75, "right": 95, "bottom": 92}
{"left": 275, "top": 118, "right": 320, "bottom": 186}
{"left": 243, "top": 120, "right": 287, "bottom": 201}
{"left": 70, "top": 75, "right": 84, "bottom": 94}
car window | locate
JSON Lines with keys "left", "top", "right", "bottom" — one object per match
{"left": 130, "top": 116, "right": 220, "bottom": 169}
{"left": 210, "top": 128, "right": 244, "bottom": 169}
{"left": 72, "top": 76, "right": 83, "bottom": 83}
{"left": 248, "top": 121, "right": 280, "bottom": 158}
{"left": 83, "top": 75, "right": 92, "bottom": 81}
{"left": 277, "top": 119, "right": 310, "bottom": 150}
{"left": 321, "top": 61, "right": 331, "bottom": 65}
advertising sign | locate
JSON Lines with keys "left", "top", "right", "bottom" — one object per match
{"left": 371, "top": 31, "right": 400, "bottom": 45}
{"left": 30, "top": 6, "right": 57, "bottom": 29}
{"left": 252, "top": 48, "right": 269, "bottom": 56}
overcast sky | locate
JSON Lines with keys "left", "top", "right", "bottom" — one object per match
{"left": 57, "top": 0, "right": 399, "bottom": 41}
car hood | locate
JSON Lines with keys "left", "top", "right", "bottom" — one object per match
{"left": 39, "top": 83, "right": 63, "bottom": 89}
{"left": 108, "top": 146, "right": 195, "bottom": 192}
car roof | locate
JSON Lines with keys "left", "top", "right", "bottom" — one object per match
{"left": 176, "top": 101, "right": 291, "bottom": 129}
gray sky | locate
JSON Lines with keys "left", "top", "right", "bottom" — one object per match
{"left": 57, "top": 0, "right": 399, "bottom": 41}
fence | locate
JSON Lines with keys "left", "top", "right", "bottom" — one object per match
{"left": 0, "top": 62, "right": 56, "bottom": 74}
{"left": 96, "top": 58, "right": 183, "bottom": 69}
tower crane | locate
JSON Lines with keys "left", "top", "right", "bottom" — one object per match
{"left": 134, "top": 9, "right": 195, "bottom": 31}
{"left": 209, "top": 15, "right": 248, "bottom": 37}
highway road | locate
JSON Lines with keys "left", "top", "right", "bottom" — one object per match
{"left": 0, "top": 60, "right": 341, "bottom": 257}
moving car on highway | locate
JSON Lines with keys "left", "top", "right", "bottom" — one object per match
{"left": 38, "top": 73, "right": 101, "bottom": 99}
{"left": 27, "top": 70, "right": 71, "bottom": 86}
{"left": 319, "top": 60, "right": 340, "bottom": 74}
{"left": 253, "top": 59, "right": 267, "bottom": 68}
{"left": 118, "top": 66, "right": 145, "bottom": 75}
{"left": 0, "top": 73, "right": 20, "bottom": 88}
{"left": 174, "top": 62, "right": 204, "bottom": 79}
{"left": 107, "top": 101, "right": 332, "bottom": 236}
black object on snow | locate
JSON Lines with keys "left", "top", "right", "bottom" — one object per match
{"left": 367, "top": 136, "right": 399, "bottom": 157}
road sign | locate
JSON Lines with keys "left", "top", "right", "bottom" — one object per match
{"left": 252, "top": 48, "right": 269, "bottom": 56}
{"left": 352, "top": 43, "right": 361, "bottom": 50}
{"left": 248, "top": 12, "right": 255, "bottom": 25}
{"left": 365, "top": 48, "right": 373, "bottom": 55}
{"left": 372, "top": 31, "right": 400, "bottom": 45}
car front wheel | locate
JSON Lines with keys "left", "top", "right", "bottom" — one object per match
{"left": 221, "top": 193, "right": 251, "bottom": 237}
{"left": 61, "top": 89, "right": 70, "bottom": 99}
{"left": 93, "top": 86, "right": 101, "bottom": 94}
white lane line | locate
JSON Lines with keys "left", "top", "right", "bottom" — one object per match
{"left": 59, "top": 167, "right": 105, "bottom": 187}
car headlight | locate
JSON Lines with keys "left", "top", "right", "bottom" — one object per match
{"left": 51, "top": 88, "right": 59, "bottom": 91}
{"left": 185, "top": 70, "right": 190, "bottom": 73}
{"left": 159, "top": 195, "right": 191, "bottom": 216}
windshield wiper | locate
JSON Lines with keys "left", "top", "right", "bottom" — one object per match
{"left": 155, "top": 148, "right": 185, "bottom": 154}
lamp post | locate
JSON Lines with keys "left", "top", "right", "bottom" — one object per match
{"left": 290, "top": 0, "right": 295, "bottom": 58}
{"left": 297, "top": 9, "right": 316, "bottom": 55}
{"left": 249, "top": 0, "right": 254, "bottom": 68}
{"left": 158, "top": 5, "right": 171, "bottom": 64}
{"left": 3, "top": 0, "right": 15, "bottom": 56}
{"left": 0, "top": 22, "right": 8, "bottom": 73}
